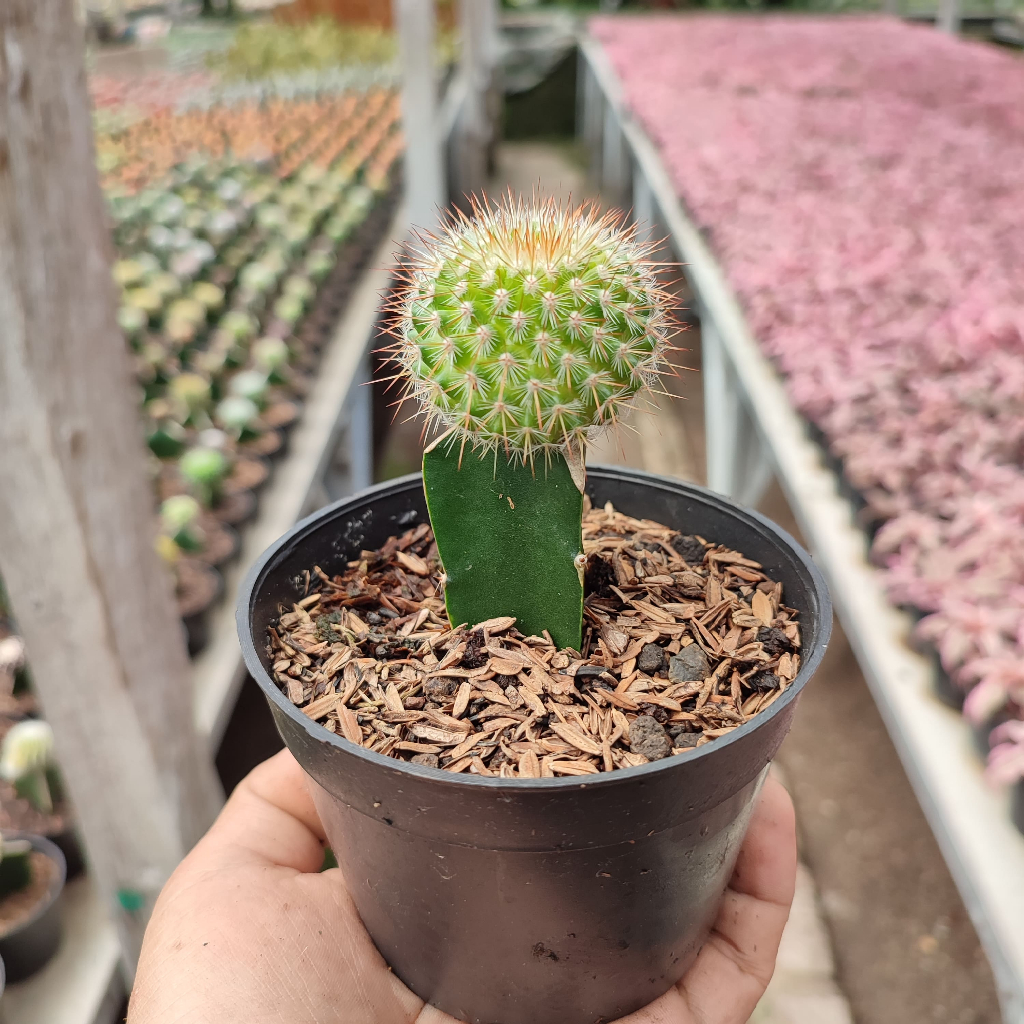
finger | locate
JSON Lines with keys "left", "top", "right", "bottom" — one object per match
{"left": 675, "top": 774, "right": 797, "bottom": 1023}
{"left": 192, "top": 750, "right": 328, "bottom": 874}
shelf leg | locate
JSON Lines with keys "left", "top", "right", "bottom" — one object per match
{"left": 702, "top": 315, "right": 772, "bottom": 504}
{"left": 702, "top": 315, "right": 740, "bottom": 497}
{"left": 632, "top": 171, "right": 657, "bottom": 241}
{"left": 578, "top": 52, "right": 604, "bottom": 178}
{"left": 602, "top": 101, "right": 630, "bottom": 208}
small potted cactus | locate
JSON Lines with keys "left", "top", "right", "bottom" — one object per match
{"left": 0, "top": 720, "right": 83, "bottom": 879}
{"left": 238, "top": 197, "right": 831, "bottom": 1024}
{"left": 0, "top": 831, "right": 67, "bottom": 981}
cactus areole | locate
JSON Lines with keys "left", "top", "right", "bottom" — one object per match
{"left": 389, "top": 197, "right": 674, "bottom": 648}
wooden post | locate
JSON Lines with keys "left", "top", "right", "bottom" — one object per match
{"left": 394, "top": 0, "right": 445, "bottom": 231}
{"left": 0, "top": 0, "right": 223, "bottom": 974}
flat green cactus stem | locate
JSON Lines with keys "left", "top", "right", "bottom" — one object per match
{"left": 390, "top": 195, "right": 672, "bottom": 648}
{"left": 424, "top": 439, "right": 584, "bottom": 649}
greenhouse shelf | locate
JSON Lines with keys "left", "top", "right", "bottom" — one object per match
{"left": 192, "top": 208, "right": 405, "bottom": 749}
{"left": 578, "top": 32, "right": 1024, "bottom": 1024}
{"left": 4, "top": 877, "right": 122, "bottom": 1024}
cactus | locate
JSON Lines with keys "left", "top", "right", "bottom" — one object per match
{"left": 215, "top": 395, "right": 262, "bottom": 441}
{"left": 253, "top": 337, "right": 291, "bottom": 384}
{"left": 160, "top": 495, "right": 206, "bottom": 554}
{"left": 0, "top": 836, "right": 33, "bottom": 900}
{"left": 168, "top": 373, "right": 213, "bottom": 428}
{"left": 388, "top": 195, "right": 674, "bottom": 647}
{"left": 1, "top": 719, "right": 56, "bottom": 815}
{"left": 180, "top": 446, "right": 230, "bottom": 508}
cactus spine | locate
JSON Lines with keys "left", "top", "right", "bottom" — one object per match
{"left": 389, "top": 196, "right": 675, "bottom": 648}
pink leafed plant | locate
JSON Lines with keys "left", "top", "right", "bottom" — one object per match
{"left": 593, "top": 14, "right": 1024, "bottom": 782}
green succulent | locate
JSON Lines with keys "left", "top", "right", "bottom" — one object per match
{"left": 252, "top": 337, "right": 290, "bottom": 379}
{"left": 150, "top": 272, "right": 183, "bottom": 301}
{"left": 169, "top": 373, "right": 213, "bottom": 424}
{"left": 165, "top": 298, "right": 207, "bottom": 330}
{"left": 1, "top": 719, "right": 57, "bottom": 815}
{"left": 124, "top": 286, "right": 163, "bottom": 318}
{"left": 305, "top": 250, "right": 335, "bottom": 284}
{"left": 160, "top": 494, "right": 205, "bottom": 553}
{"left": 192, "top": 282, "right": 225, "bottom": 314}
{"left": 118, "top": 303, "right": 149, "bottom": 342}
{"left": 228, "top": 369, "right": 269, "bottom": 409}
{"left": 219, "top": 311, "right": 257, "bottom": 344}
{"left": 147, "top": 418, "right": 188, "bottom": 460}
{"left": 388, "top": 195, "right": 673, "bottom": 648}
{"left": 282, "top": 275, "right": 315, "bottom": 304}
{"left": 113, "top": 259, "right": 147, "bottom": 288}
{"left": 215, "top": 395, "right": 262, "bottom": 441}
{"left": 0, "top": 836, "right": 33, "bottom": 900}
{"left": 180, "top": 446, "right": 230, "bottom": 508}
{"left": 238, "top": 262, "right": 278, "bottom": 296}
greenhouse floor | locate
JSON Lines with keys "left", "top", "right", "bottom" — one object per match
{"left": 379, "top": 140, "right": 1002, "bottom": 1024}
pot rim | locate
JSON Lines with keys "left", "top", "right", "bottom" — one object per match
{"left": 237, "top": 465, "right": 832, "bottom": 792}
{"left": 0, "top": 831, "right": 67, "bottom": 939}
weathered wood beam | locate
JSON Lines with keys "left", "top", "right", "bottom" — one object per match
{"left": 0, "top": 0, "right": 222, "bottom": 974}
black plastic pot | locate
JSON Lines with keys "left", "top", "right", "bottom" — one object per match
{"left": 0, "top": 832, "right": 66, "bottom": 982}
{"left": 237, "top": 468, "right": 831, "bottom": 1024}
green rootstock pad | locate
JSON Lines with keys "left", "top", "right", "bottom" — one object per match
{"left": 422, "top": 443, "right": 584, "bottom": 650}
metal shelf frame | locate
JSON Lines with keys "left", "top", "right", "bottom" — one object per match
{"left": 578, "top": 31, "right": 1024, "bottom": 1024}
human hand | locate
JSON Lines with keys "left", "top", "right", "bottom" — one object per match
{"left": 128, "top": 750, "right": 796, "bottom": 1024}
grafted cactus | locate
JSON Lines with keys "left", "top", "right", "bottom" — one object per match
{"left": 388, "top": 196, "right": 675, "bottom": 647}
{"left": 0, "top": 836, "right": 32, "bottom": 899}
{"left": 393, "top": 196, "right": 670, "bottom": 458}
{"left": 1, "top": 719, "right": 57, "bottom": 814}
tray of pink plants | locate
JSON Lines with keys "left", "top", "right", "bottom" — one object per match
{"left": 590, "top": 13, "right": 1024, "bottom": 832}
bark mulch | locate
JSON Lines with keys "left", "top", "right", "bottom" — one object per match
{"left": 268, "top": 500, "right": 801, "bottom": 778}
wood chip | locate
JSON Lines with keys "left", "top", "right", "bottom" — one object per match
{"left": 302, "top": 692, "right": 340, "bottom": 719}
{"left": 751, "top": 590, "right": 775, "bottom": 627}
{"left": 549, "top": 722, "right": 604, "bottom": 756}
{"left": 396, "top": 550, "right": 430, "bottom": 576}
{"left": 337, "top": 705, "right": 362, "bottom": 745}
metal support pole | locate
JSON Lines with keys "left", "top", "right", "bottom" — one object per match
{"left": 578, "top": 53, "right": 604, "bottom": 176}
{"left": 632, "top": 170, "right": 657, "bottom": 241}
{"left": 347, "top": 353, "right": 375, "bottom": 495}
{"left": 938, "top": 0, "right": 961, "bottom": 33}
{"left": 702, "top": 315, "right": 773, "bottom": 505}
{"left": 394, "top": 0, "right": 445, "bottom": 231}
{"left": 602, "top": 101, "right": 630, "bottom": 208}
{"left": 702, "top": 315, "right": 741, "bottom": 497}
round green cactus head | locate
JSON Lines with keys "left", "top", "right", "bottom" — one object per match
{"left": 389, "top": 195, "right": 675, "bottom": 460}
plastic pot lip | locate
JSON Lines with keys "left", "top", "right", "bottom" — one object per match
{"left": 237, "top": 465, "right": 832, "bottom": 793}
{"left": 0, "top": 831, "right": 67, "bottom": 937}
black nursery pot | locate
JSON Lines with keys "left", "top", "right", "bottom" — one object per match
{"left": 238, "top": 467, "right": 832, "bottom": 1024}
{"left": 0, "top": 832, "right": 66, "bottom": 982}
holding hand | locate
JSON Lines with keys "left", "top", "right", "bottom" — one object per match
{"left": 128, "top": 750, "right": 796, "bottom": 1024}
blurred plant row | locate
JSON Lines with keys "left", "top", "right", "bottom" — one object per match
{"left": 100, "top": 86, "right": 401, "bottom": 652}
{"left": 596, "top": 15, "right": 1024, "bottom": 824}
